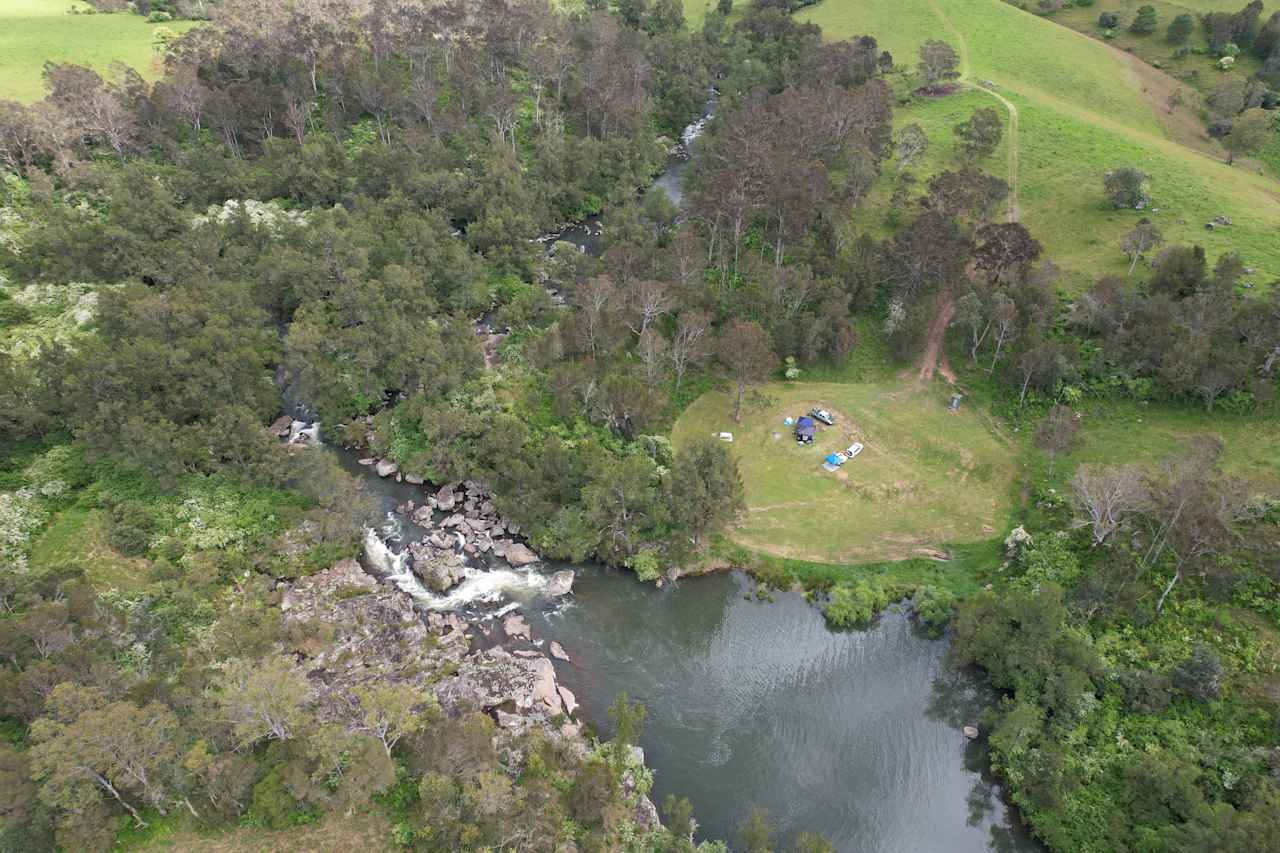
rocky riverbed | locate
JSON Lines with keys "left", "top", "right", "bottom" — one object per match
{"left": 277, "top": 554, "right": 661, "bottom": 830}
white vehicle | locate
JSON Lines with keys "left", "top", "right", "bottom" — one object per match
{"left": 845, "top": 443, "right": 864, "bottom": 459}
{"left": 809, "top": 408, "right": 836, "bottom": 426}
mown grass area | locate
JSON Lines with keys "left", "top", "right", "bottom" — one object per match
{"left": 801, "top": 0, "right": 1280, "bottom": 283}
{"left": 671, "top": 380, "right": 1018, "bottom": 564}
{"left": 0, "top": 0, "right": 197, "bottom": 103}
{"left": 28, "top": 506, "right": 149, "bottom": 592}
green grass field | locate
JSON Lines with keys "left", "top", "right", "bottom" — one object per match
{"left": 1060, "top": 399, "right": 1280, "bottom": 488}
{"left": 0, "top": 1, "right": 196, "bottom": 103}
{"left": 672, "top": 380, "right": 1018, "bottom": 564}
{"left": 799, "top": 0, "right": 1280, "bottom": 284}
{"left": 29, "top": 507, "right": 149, "bottom": 591}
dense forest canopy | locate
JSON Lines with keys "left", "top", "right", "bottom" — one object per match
{"left": 0, "top": 0, "right": 1278, "bottom": 851}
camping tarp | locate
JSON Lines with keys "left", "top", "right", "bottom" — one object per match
{"left": 825, "top": 453, "right": 843, "bottom": 466}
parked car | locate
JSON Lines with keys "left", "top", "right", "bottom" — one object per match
{"left": 846, "top": 442, "right": 863, "bottom": 459}
{"left": 809, "top": 408, "right": 835, "bottom": 426}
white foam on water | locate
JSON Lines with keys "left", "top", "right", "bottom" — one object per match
{"left": 362, "top": 524, "right": 550, "bottom": 611}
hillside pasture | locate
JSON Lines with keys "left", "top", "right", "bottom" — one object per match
{"left": 0, "top": 1, "right": 196, "bottom": 103}
{"left": 801, "top": 0, "right": 1280, "bottom": 283}
{"left": 672, "top": 381, "right": 1017, "bottom": 564}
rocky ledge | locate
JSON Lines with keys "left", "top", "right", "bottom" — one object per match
{"left": 278, "top": 557, "right": 659, "bottom": 828}
{"left": 281, "top": 558, "right": 576, "bottom": 734}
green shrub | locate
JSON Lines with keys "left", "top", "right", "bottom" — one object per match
{"left": 0, "top": 299, "right": 32, "bottom": 329}
{"left": 823, "top": 577, "right": 910, "bottom": 627}
{"left": 247, "top": 766, "right": 314, "bottom": 829}
{"left": 912, "top": 586, "right": 957, "bottom": 636}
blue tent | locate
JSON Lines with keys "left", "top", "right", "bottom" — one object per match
{"left": 795, "top": 416, "right": 817, "bottom": 441}
{"left": 825, "top": 453, "right": 843, "bottom": 466}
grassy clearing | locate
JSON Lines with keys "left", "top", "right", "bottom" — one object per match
{"left": 28, "top": 506, "right": 150, "bottom": 591}
{"left": 126, "top": 809, "right": 393, "bottom": 852}
{"left": 671, "top": 380, "right": 1017, "bottom": 564}
{"left": 801, "top": 0, "right": 1280, "bottom": 283}
{"left": 0, "top": 1, "right": 197, "bottom": 103}
{"left": 1061, "top": 399, "right": 1280, "bottom": 488}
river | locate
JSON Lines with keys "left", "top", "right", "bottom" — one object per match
{"left": 289, "top": 97, "right": 1039, "bottom": 851}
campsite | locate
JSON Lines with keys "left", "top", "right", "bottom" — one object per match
{"left": 673, "top": 381, "right": 1016, "bottom": 565}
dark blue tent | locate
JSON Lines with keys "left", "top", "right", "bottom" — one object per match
{"left": 795, "top": 416, "right": 817, "bottom": 442}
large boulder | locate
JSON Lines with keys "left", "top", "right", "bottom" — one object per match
{"left": 504, "top": 542, "right": 540, "bottom": 567}
{"left": 549, "top": 640, "right": 570, "bottom": 662}
{"left": 545, "top": 570, "right": 574, "bottom": 597}
{"left": 375, "top": 459, "right": 399, "bottom": 478}
{"left": 503, "top": 612, "right": 532, "bottom": 641}
{"left": 530, "top": 657, "right": 560, "bottom": 711}
{"left": 435, "top": 484, "right": 458, "bottom": 511}
{"left": 413, "top": 549, "right": 466, "bottom": 593}
{"left": 557, "top": 684, "right": 578, "bottom": 716}
{"left": 270, "top": 415, "right": 293, "bottom": 437}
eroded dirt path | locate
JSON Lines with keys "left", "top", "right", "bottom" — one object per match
{"left": 918, "top": 288, "right": 956, "bottom": 383}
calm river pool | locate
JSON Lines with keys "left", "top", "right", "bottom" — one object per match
{"left": 526, "top": 568, "right": 1040, "bottom": 853}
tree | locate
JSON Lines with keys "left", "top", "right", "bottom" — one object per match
{"left": 717, "top": 0, "right": 733, "bottom": 14}
{"left": 1034, "top": 406, "right": 1079, "bottom": 471}
{"left": 1071, "top": 464, "right": 1149, "bottom": 544}
{"left": 1103, "top": 166, "right": 1149, "bottom": 209}
{"left": 1172, "top": 643, "right": 1224, "bottom": 701}
{"left": 1129, "top": 5, "right": 1158, "bottom": 35}
{"left": 918, "top": 40, "right": 960, "bottom": 91}
{"left": 738, "top": 807, "right": 775, "bottom": 853}
{"left": 895, "top": 123, "right": 929, "bottom": 171}
{"left": 29, "top": 686, "right": 186, "bottom": 830}
{"left": 988, "top": 292, "right": 1019, "bottom": 372}
{"left": 790, "top": 833, "right": 837, "bottom": 853}
{"left": 606, "top": 693, "right": 646, "bottom": 784}
{"left": 668, "top": 310, "right": 711, "bottom": 390}
{"left": 974, "top": 222, "right": 1042, "bottom": 284}
{"left": 954, "top": 107, "right": 1003, "bottom": 160}
{"left": 212, "top": 656, "right": 312, "bottom": 748}
{"left": 353, "top": 683, "right": 435, "bottom": 758}
{"left": 1120, "top": 221, "right": 1164, "bottom": 276}
{"left": 668, "top": 437, "right": 746, "bottom": 549}
{"left": 954, "top": 290, "right": 992, "bottom": 363}
{"left": 1166, "top": 13, "right": 1194, "bottom": 44}
{"left": 1223, "top": 107, "right": 1273, "bottom": 165}
{"left": 716, "top": 321, "right": 777, "bottom": 422}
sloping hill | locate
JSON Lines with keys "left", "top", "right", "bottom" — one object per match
{"left": 0, "top": 0, "right": 197, "bottom": 103}
{"left": 800, "top": 0, "right": 1280, "bottom": 283}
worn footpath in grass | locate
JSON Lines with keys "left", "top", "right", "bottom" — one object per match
{"left": 802, "top": 0, "right": 1280, "bottom": 282}
{"left": 0, "top": 0, "right": 197, "bottom": 103}
{"left": 672, "top": 380, "right": 1017, "bottom": 564}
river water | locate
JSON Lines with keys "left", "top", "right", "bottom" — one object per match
{"left": 524, "top": 569, "right": 1038, "bottom": 852}
{"left": 289, "top": 96, "right": 1039, "bottom": 852}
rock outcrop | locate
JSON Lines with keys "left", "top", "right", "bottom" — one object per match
{"left": 545, "top": 570, "right": 574, "bottom": 597}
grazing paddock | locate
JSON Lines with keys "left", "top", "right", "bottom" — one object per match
{"left": 0, "top": 1, "right": 197, "bottom": 103}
